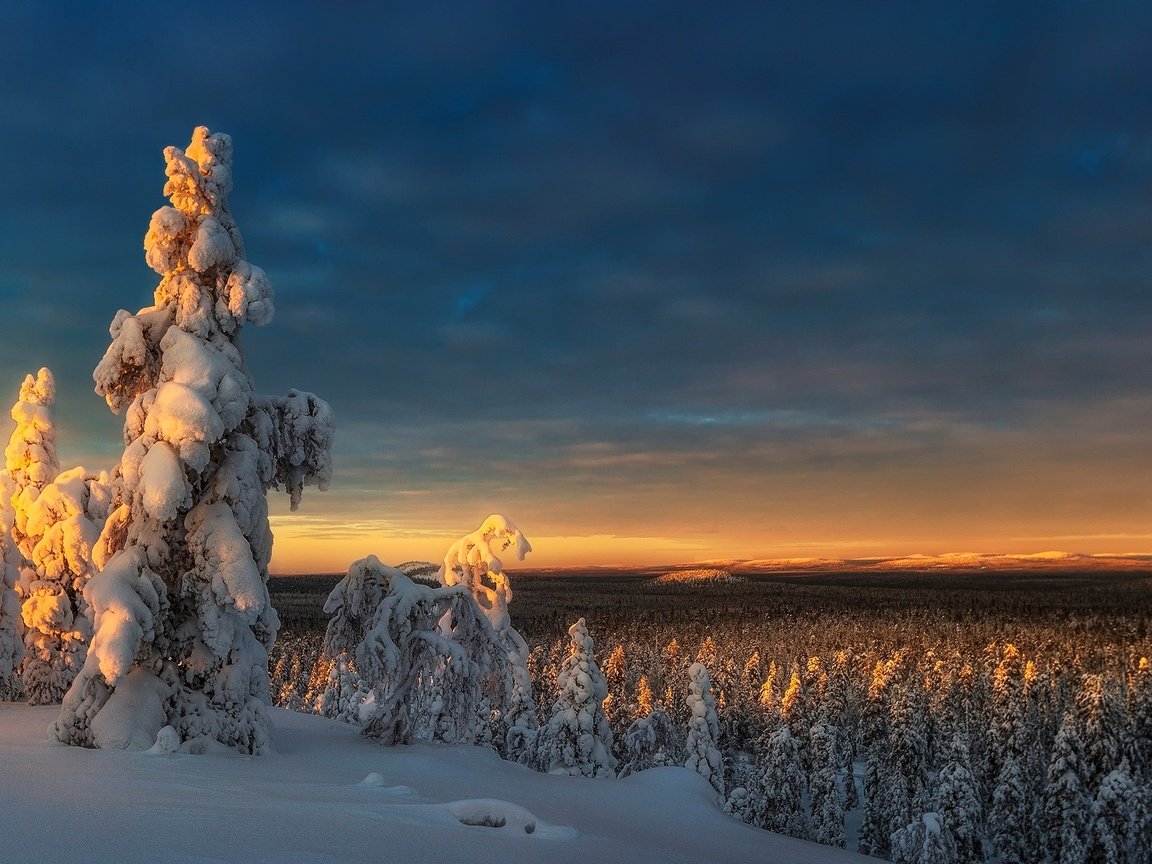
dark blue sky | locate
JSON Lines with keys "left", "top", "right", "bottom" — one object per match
{"left": 3, "top": 1, "right": 1152, "bottom": 568}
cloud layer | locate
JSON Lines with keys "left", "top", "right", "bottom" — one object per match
{"left": 2, "top": 2, "right": 1152, "bottom": 568}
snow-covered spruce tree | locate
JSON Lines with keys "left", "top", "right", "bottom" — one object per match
{"left": 684, "top": 661, "right": 725, "bottom": 797}
{"left": 759, "top": 724, "right": 810, "bottom": 839}
{"left": 4, "top": 368, "right": 60, "bottom": 556}
{"left": 535, "top": 617, "right": 616, "bottom": 778}
{"left": 934, "top": 734, "right": 985, "bottom": 864}
{"left": 0, "top": 476, "right": 23, "bottom": 700}
{"left": 1042, "top": 711, "right": 1090, "bottom": 864}
{"left": 438, "top": 515, "right": 535, "bottom": 758}
{"left": 1084, "top": 759, "right": 1148, "bottom": 864}
{"left": 890, "top": 812, "right": 959, "bottom": 864}
{"left": 52, "top": 127, "right": 333, "bottom": 753}
{"left": 19, "top": 466, "right": 110, "bottom": 704}
{"left": 809, "top": 722, "right": 845, "bottom": 848}
{"left": 990, "top": 755, "right": 1029, "bottom": 864}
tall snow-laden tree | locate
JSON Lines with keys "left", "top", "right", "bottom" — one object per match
{"left": 438, "top": 515, "right": 535, "bottom": 758}
{"left": 760, "top": 724, "right": 810, "bottom": 839}
{"left": 52, "top": 127, "right": 333, "bottom": 754}
{"left": 4, "top": 368, "right": 60, "bottom": 556}
{"left": 684, "top": 661, "right": 724, "bottom": 797}
{"left": 535, "top": 617, "right": 616, "bottom": 778}
{"left": 19, "top": 466, "right": 110, "bottom": 704}
{"left": 0, "top": 476, "right": 23, "bottom": 700}
{"left": 1074, "top": 673, "right": 1124, "bottom": 795}
{"left": 990, "top": 755, "right": 1029, "bottom": 864}
{"left": 1042, "top": 712, "right": 1089, "bottom": 864}
{"left": 934, "top": 735, "right": 985, "bottom": 864}
{"left": 1085, "top": 759, "right": 1147, "bottom": 864}
{"left": 808, "top": 722, "right": 846, "bottom": 848}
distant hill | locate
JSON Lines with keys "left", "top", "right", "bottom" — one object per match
{"left": 696, "top": 551, "right": 1152, "bottom": 573}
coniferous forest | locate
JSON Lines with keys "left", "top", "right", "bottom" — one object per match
{"left": 268, "top": 565, "right": 1152, "bottom": 864}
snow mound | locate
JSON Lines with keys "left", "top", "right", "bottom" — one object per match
{"left": 356, "top": 773, "right": 416, "bottom": 795}
{"left": 443, "top": 798, "right": 540, "bottom": 833}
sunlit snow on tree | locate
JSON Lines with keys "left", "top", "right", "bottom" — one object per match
{"left": 52, "top": 127, "right": 332, "bottom": 754}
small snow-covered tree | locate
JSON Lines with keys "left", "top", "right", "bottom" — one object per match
{"left": 19, "top": 467, "right": 110, "bottom": 704}
{"left": 535, "top": 617, "right": 616, "bottom": 778}
{"left": 619, "top": 708, "right": 681, "bottom": 777}
{"left": 438, "top": 515, "right": 535, "bottom": 758}
{"left": 684, "top": 661, "right": 725, "bottom": 797}
{"left": 0, "top": 476, "right": 23, "bottom": 700}
{"left": 53, "top": 127, "right": 333, "bottom": 754}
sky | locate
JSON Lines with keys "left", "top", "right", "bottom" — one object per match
{"left": 2, "top": 1, "right": 1152, "bottom": 571}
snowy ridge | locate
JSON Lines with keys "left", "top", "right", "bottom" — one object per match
{"left": 0, "top": 704, "right": 867, "bottom": 864}
{"left": 696, "top": 551, "right": 1152, "bottom": 573}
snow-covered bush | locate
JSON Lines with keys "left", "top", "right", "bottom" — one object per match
{"left": 684, "top": 661, "right": 724, "bottom": 796}
{"left": 52, "top": 127, "right": 332, "bottom": 753}
{"left": 535, "top": 617, "right": 616, "bottom": 778}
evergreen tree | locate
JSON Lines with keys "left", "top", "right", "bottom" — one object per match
{"left": 990, "top": 755, "right": 1029, "bottom": 864}
{"left": 18, "top": 466, "right": 109, "bottom": 704}
{"left": 858, "top": 657, "right": 895, "bottom": 858}
{"left": 53, "top": 127, "right": 333, "bottom": 753}
{"left": 1042, "top": 712, "right": 1089, "bottom": 864}
{"left": 1074, "top": 674, "right": 1124, "bottom": 795}
{"left": 619, "top": 708, "right": 680, "bottom": 776}
{"left": 4, "top": 368, "right": 59, "bottom": 557}
{"left": 808, "top": 722, "right": 845, "bottom": 847}
{"left": 535, "top": 618, "right": 616, "bottom": 777}
{"left": 891, "top": 812, "right": 959, "bottom": 864}
{"left": 1084, "top": 759, "right": 1147, "bottom": 864}
{"left": 760, "top": 724, "right": 810, "bottom": 839}
{"left": 935, "top": 735, "right": 985, "bottom": 864}
{"left": 684, "top": 661, "right": 724, "bottom": 796}
{"left": 0, "top": 475, "right": 23, "bottom": 700}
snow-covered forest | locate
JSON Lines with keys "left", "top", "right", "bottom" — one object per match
{"left": 3, "top": 127, "right": 1151, "bottom": 864}
{"left": 268, "top": 567, "right": 1152, "bottom": 864}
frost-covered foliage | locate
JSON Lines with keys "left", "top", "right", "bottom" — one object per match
{"left": 619, "top": 708, "right": 681, "bottom": 777}
{"left": 319, "top": 519, "right": 534, "bottom": 752}
{"left": 891, "top": 812, "right": 957, "bottom": 864}
{"left": 4, "top": 369, "right": 59, "bottom": 556}
{"left": 324, "top": 555, "right": 523, "bottom": 748}
{"left": 439, "top": 515, "right": 535, "bottom": 757}
{"left": 19, "top": 466, "right": 110, "bottom": 704}
{"left": 535, "top": 618, "right": 616, "bottom": 778}
{"left": 759, "top": 724, "right": 810, "bottom": 839}
{"left": 0, "top": 475, "right": 23, "bottom": 700}
{"left": 53, "top": 127, "right": 332, "bottom": 754}
{"left": 683, "top": 661, "right": 724, "bottom": 796}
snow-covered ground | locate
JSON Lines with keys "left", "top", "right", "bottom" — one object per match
{"left": 0, "top": 704, "right": 868, "bottom": 864}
